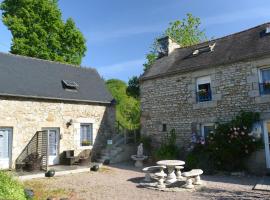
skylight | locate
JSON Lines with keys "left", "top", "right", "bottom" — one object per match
{"left": 62, "top": 80, "right": 79, "bottom": 90}
{"left": 192, "top": 43, "right": 216, "bottom": 56}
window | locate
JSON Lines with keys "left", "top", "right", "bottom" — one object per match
{"left": 201, "top": 124, "right": 215, "bottom": 138}
{"left": 62, "top": 80, "right": 79, "bottom": 90}
{"left": 162, "top": 124, "right": 167, "bottom": 132}
{"left": 192, "top": 43, "right": 216, "bottom": 56}
{"left": 259, "top": 68, "right": 270, "bottom": 95}
{"left": 80, "top": 124, "right": 93, "bottom": 146}
{"left": 196, "top": 76, "right": 212, "bottom": 102}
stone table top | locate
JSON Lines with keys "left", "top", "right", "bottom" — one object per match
{"left": 156, "top": 160, "right": 185, "bottom": 167}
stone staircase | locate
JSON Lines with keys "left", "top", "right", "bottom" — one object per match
{"left": 96, "top": 134, "right": 136, "bottom": 164}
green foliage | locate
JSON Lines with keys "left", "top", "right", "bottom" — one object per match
{"left": 143, "top": 52, "right": 158, "bottom": 72}
{"left": 186, "top": 111, "right": 262, "bottom": 172}
{"left": 126, "top": 76, "right": 140, "bottom": 99}
{"left": 143, "top": 13, "right": 206, "bottom": 71}
{"left": 139, "top": 135, "right": 152, "bottom": 153}
{"left": 154, "top": 129, "right": 179, "bottom": 160}
{"left": 0, "top": 171, "right": 27, "bottom": 200}
{"left": 165, "top": 13, "right": 207, "bottom": 47}
{"left": 1, "top": 0, "right": 86, "bottom": 65}
{"left": 106, "top": 79, "right": 140, "bottom": 130}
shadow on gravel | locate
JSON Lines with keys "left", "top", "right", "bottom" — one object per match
{"left": 196, "top": 187, "right": 270, "bottom": 200}
{"left": 127, "top": 177, "right": 143, "bottom": 184}
{"left": 201, "top": 175, "right": 260, "bottom": 186}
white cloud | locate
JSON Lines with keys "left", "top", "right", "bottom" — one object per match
{"left": 87, "top": 23, "right": 165, "bottom": 43}
{"left": 203, "top": 7, "right": 270, "bottom": 27}
{"left": 97, "top": 59, "right": 145, "bottom": 82}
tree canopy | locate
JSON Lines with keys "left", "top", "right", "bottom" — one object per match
{"left": 106, "top": 79, "right": 140, "bottom": 130}
{"left": 127, "top": 14, "right": 207, "bottom": 99}
{"left": 1, "top": 0, "right": 87, "bottom": 65}
{"left": 143, "top": 13, "right": 207, "bottom": 71}
{"left": 126, "top": 76, "right": 140, "bottom": 99}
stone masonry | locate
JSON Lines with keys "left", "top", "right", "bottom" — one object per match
{"left": 0, "top": 97, "right": 115, "bottom": 168}
{"left": 140, "top": 56, "right": 270, "bottom": 151}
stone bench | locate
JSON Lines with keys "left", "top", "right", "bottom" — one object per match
{"left": 182, "top": 169, "right": 203, "bottom": 189}
{"left": 142, "top": 165, "right": 166, "bottom": 182}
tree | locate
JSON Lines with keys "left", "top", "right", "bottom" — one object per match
{"left": 1, "top": 0, "right": 86, "bottom": 65}
{"left": 128, "top": 13, "right": 207, "bottom": 98}
{"left": 143, "top": 13, "right": 206, "bottom": 71}
{"left": 106, "top": 79, "right": 140, "bottom": 130}
{"left": 126, "top": 76, "right": 140, "bottom": 99}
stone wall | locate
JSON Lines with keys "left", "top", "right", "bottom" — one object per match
{"left": 0, "top": 97, "right": 115, "bottom": 168}
{"left": 140, "top": 56, "right": 270, "bottom": 150}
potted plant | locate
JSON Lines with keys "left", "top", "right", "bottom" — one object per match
{"left": 81, "top": 140, "right": 91, "bottom": 146}
{"left": 264, "top": 81, "right": 270, "bottom": 89}
{"left": 198, "top": 89, "right": 208, "bottom": 97}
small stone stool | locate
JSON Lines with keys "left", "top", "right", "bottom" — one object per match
{"left": 182, "top": 169, "right": 203, "bottom": 189}
{"left": 155, "top": 171, "right": 167, "bottom": 189}
{"left": 142, "top": 165, "right": 166, "bottom": 182}
{"left": 175, "top": 166, "right": 184, "bottom": 180}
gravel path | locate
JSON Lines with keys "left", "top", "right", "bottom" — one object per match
{"left": 36, "top": 163, "right": 270, "bottom": 200}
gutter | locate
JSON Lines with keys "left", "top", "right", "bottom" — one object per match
{"left": 0, "top": 93, "right": 112, "bottom": 105}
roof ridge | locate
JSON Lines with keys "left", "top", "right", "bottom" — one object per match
{"left": 0, "top": 51, "right": 96, "bottom": 72}
{"left": 175, "top": 21, "right": 270, "bottom": 51}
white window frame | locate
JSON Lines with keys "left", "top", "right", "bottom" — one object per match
{"left": 80, "top": 123, "right": 93, "bottom": 147}
{"left": 196, "top": 76, "right": 211, "bottom": 91}
{"left": 196, "top": 76, "right": 212, "bottom": 102}
{"left": 259, "top": 67, "right": 270, "bottom": 83}
{"left": 201, "top": 123, "right": 215, "bottom": 138}
{"left": 258, "top": 67, "right": 270, "bottom": 95}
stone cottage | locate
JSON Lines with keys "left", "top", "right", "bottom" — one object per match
{"left": 140, "top": 23, "right": 270, "bottom": 172}
{"left": 0, "top": 52, "right": 115, "bottom": 170}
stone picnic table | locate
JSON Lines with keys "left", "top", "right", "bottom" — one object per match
{"left": 156, "top": 160, "right": 185, "bottom": 184}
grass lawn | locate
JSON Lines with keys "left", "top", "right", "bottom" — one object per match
{"left": 23, "top": 179, "right": 75, "bottom": 200}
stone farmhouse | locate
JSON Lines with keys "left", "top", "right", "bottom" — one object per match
{"left": 140, "top": 23, "right": 270, "bottom": 172}
{"left": 0, "top": 52, "right": 115, "bottom": 170}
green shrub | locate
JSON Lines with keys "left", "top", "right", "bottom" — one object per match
{"left": 139, "top": 135, "right": 152, "bottom": 154}
{"left": 186, "top": 145, "right": 215, "bottom": 174}
{"left": 154, "top": 129, "right": 179, "bottom": 160}
{"left": 0, "top": 171, "right": 27, "bottom": 200}
{"left": 187, "top": 111, "right": 262, "bottom": 172}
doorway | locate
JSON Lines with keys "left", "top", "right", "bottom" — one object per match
{"left": 0, "top": 128, "right": 12, "bottom": 169}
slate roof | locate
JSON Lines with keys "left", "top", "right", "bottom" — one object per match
{"left": 141, "top": 22, "right": 270, "bottom": 81}
{"left": 0, "top": 52, "right": 113, "bottom": 104}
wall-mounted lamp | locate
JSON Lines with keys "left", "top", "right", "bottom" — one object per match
{"left": 66, "top": 119, "right": 73, "bottom": 128}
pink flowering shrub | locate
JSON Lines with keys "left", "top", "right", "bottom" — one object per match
{"left": 186, "top": 112, "right": 262, "bottom": 172}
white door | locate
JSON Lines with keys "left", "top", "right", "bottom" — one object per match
{"left": 44, "top": 128, "right": 60, "bottom": 166}
{"left": 0, "top": 128, "right": 12, "bottom": 169}
{"left": 263, "top": 121, "right": 270, "bottom": 168}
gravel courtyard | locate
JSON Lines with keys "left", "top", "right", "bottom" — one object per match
{"left": 30, "top": 163, "right": 270, "bottom": 200}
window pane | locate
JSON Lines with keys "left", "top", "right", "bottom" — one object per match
{"left": 80, "top": 124, "right": 92, "bottom": 146}
{"left": 262, "top": 69, "right": 270, "bottom": 82}
{"left": 203, "top": 125, "right": 214, "bottom": 138}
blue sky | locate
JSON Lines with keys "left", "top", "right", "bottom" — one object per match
{"left": 0, "top": 0, "right": 270, "bottom": 82}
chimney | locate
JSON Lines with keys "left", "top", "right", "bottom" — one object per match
{"left": 157, "top": 36, "right": 180, "bottom": 58}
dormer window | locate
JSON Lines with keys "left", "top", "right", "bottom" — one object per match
{"left": 260, "top": 26, "right": 270, "bottom": 37}
{"left": 192, "top": 43, "right": 216, "bottom": 56}
{"left": 62, "top": 80, "right": 79, "bottom": 90}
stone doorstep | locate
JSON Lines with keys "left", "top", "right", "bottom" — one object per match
{"left": 253, "top": 176, "right": 270, "bottom": 191}
{"left": 18, "top": 167, "right": 92, "bottom": 181}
